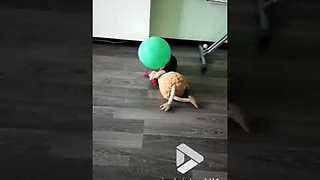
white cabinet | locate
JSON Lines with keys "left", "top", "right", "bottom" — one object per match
{"left": 93, "top": 0, "right": 227, "bottom": 42}
{"left": 150, "top": 0, "right": 227, "bottom": 42}
{"left": 93, "top": 0, "right": 151, "bottom": 41}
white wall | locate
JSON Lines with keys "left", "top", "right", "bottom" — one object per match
{"left": 93, "top": 0, "right": 151, "bottom": 41}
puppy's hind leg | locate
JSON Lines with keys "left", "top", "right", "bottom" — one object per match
{"left": 173, "top": 96, "right": 199, "bottom": 109}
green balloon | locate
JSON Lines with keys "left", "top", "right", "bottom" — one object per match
{"left": 138, "top": 36, "right": 171, "bottom": 70}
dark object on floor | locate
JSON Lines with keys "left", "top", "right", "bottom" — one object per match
{"left": 163, "top": 55, "right": 178, "bottom": 72}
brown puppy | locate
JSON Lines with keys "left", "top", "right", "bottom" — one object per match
{"left": 151, "top": 71, "right": 198, "bottom": 112}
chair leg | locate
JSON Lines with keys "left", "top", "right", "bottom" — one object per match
{"left": 199, "top": 45, "right": 207, "bottom": 73}
{"left": 199, "top": 35, "right": 228, "bottom": 73}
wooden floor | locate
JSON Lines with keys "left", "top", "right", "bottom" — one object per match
{"left": 93, "top": 43, "right": 228, "bottom": 180}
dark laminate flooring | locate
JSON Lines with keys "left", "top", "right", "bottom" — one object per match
{"left": 93, "top": 43, "right": 228, "bottom": 180}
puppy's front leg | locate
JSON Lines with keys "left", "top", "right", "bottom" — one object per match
{"left": 160, "top": 85, "right": 175, "bottom": 112}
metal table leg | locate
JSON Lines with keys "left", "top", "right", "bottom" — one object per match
{"left": 199, "top": 34, "right": 228, "bottom": 73}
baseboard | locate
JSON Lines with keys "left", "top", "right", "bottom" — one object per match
{"left": 92, "top": 37, "right": 228, "bottom": 49}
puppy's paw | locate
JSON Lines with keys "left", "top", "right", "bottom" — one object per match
{"left": 160, "top": 102, "right": 171, "bottom": 112}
